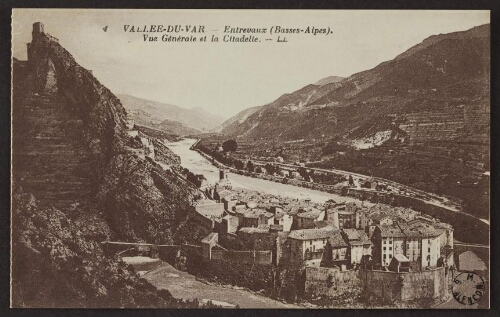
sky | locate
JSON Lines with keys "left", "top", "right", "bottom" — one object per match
{"left": 12, "top": 9, "right": 489, "bottom": 119}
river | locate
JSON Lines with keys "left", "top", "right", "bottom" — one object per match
{"left": 166, "top": 138, "right": 488, "bottom": 244}
{"left": 166, "top": 138, "right": 367, "bottom": 205}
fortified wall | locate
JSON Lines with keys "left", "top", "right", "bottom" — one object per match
{"left": 305, "top": 266, "right": 447, "bottom": 302}
{"left": 201, "top": 232, "right": 273, "bottom": 265}
{"left": 305, "top": 267, "right": 362, "bottom": 298}
{"left": 211, "top": 249, "right": 272, "bottom": 265}
{"left": 360, "top": 267, "right": 447, "bottom": 302}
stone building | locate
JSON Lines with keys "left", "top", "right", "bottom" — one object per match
{"left": 222, "top": 195, "right": 238, "bottom": 211}
{"left": 362, "top": 178, "right": 378, "bottom": 190}
{"left": 273, "top": 212, "right": 293, "bottom": 232}
{"left": 201, "top": 232, "right": 219, "bottom": 260}
{"left": 325, "top": 202, "right": 360, "bottom": 230}
{"left": 237, "top": 226, "right": 275, "bottom": 251}
{"left": 372, "top": 225, "right": 406, "bottom": 267}
{"left": 366, "top": 213, "right": 394, "bottom": 238}
{"left": 285, "top": 227, "right": 336, "bottom": 265}
{"left": 342, "top": 228, "right": 372, "bottom": 267}
{"left": 220, "top": 214, "right": 239, "bottom": 234}
{"left": 195, "top": 201, "right": 225, "bottom": 219}
{"left": 322, "top": 230, "right": 349, "bottom": 270}
{"left": 373, "top": 221, "right": 444, "bottom": 270}
{"left": 241, "top": 208, "right": 274, "bottom": 228}
{"left": 388, "top": 253, "right": 411, "bottom": 272}
{"left": 295, "top": 207, "right": 325, "bottom": 229}
{"left": 214, "top": 189, "right": 233, "bottom": 203}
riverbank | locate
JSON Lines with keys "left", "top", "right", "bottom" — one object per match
{"left": 195, "top": 139, "right": 467, "bottom": 215}
{"left": 167, "top": 138, "right": 371, "bottom": 205}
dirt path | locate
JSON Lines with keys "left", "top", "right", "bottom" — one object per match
{"left": 143, "top": 262, "right": 301, "bottom": 309}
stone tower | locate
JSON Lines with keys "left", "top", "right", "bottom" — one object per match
{"left": 32, "top": 22, "right": 44, "bottom": 37}
{"left": 27, "top": 22, "right": 44, "bottom": 62}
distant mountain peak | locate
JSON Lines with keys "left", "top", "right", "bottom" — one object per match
{"left": 117, "top": 94, "right": 225, "bottom": 134}
{"left": 314, "top": 76, "right": 345, "bottom": 86}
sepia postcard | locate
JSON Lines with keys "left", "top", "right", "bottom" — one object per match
{"left": 11, "top": 9, "right": 490, "bottom": 309}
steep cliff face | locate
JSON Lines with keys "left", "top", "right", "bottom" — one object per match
{"left": 12, "top": 25, "right": 208, "bottom": 307}
{"left": 97, "top": 153, "right": 196, "bottom": 244}
{"left": 14, "top": 30, "right": 129, "bottom": 211}
{"left": 29, "top": 32, "right": 128, "bottom": 162}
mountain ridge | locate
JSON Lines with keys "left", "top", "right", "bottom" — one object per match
{"left": 218, "top": 24, "right": 490, "bottom": 141}
{"left": 118, "top": 93, "right": 225, "bottom": 135}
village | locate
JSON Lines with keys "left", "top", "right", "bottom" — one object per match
{"left": 191, "top": 169, "right": 459, "bottom": 302}
{"left": 112, "top": 108, "right": 488, "bottom": 305}
{"left": 118, "top": 113, "right": 477, "bottom": 305}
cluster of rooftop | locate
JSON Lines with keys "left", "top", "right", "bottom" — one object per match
{"left": 198, "top": 171, "right": 454, "bottom": 272}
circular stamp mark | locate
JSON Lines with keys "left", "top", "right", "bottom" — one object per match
{"left": 452, "top": 272, "right": 485, "bottom": 305}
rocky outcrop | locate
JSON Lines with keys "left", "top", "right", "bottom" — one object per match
{"left": 11, "top": 187, "right": 180, "bottom": 308}
{"left": 97, "top": 153, "right": 196, "bottom": 244}
{"left": 14, "top": 29, "right": 128, "bottom": 211}
{"left": 14, "top": 24, "right": 203, "bottom": 242}
{"left": 12, "top": 24, "right": 209, "bottom": 307}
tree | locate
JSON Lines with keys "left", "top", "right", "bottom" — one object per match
{"left": 186, "top": 171, "right": 205, "bottom": 187}
{"left": 274, "top": 164, "right": 281, "bottom": 175}
{"left": 298, "top": 167, "right": 309, "bottom": 180}
{"left": 265, "top": 163, "right": 277, "bottom": 175}
{"left": 348, "top": 175, "right": 355, "bottom": 187}
{"left": 234, "top": 159, "right": 244, "bottom": 170}
{"left": 222, "top": 139, "right": 238, "bottom": 152}
{"left": 247, "top": 161, "right": 254, "bottom": 172}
